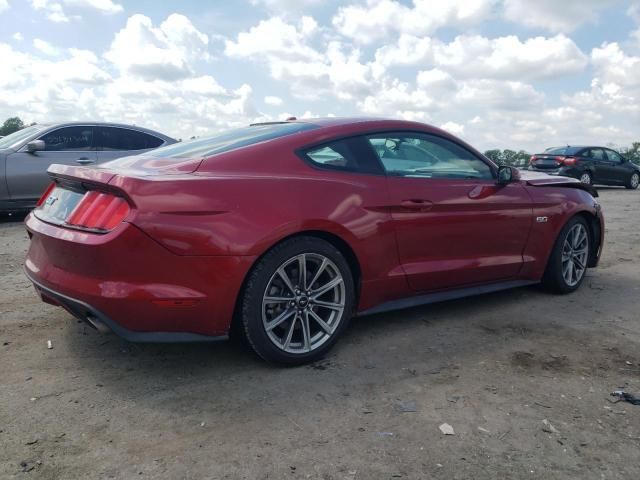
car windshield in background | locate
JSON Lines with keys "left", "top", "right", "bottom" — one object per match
{"left": 544, "top": 146, "right": 583, "bottom": 155}
{"left": 139, "top": 123, "right": 319, "bottom": 160}
{"left": 0, "top": 125, "right": 46, "bottom": 150}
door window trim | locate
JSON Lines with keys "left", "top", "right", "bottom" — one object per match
{"left": 296, "top": 129, "right": 497, "bottom": 179}
{"left": 365, "top": 130, "right": 497, "bottom": 181}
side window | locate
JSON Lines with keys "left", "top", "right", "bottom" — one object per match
{"left": 97, "top": 127, "right": 164, "bottom": 151}
{"left": 589, "top": 148, "right": 605, "bottom": 161}
{"left": 302, "top": 137, "right": 382, "bottom": 174}
{"left": 606, "top": 149, "right": 623, "bottom": 164}
{"left": 39, "top": 127, "right": 93, "bottom": 151}
{"left": 366, "top": 133, "right": 493, "bottom": 180}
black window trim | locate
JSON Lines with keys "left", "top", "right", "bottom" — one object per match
{"left": 296, "top": 129, "right": 497, "bottom": 180}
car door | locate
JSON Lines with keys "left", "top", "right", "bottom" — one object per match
{"left": 366, "top": 132, "right": 533, "bottom": 292}
{"left": 95, "top": 126, "right": 165, "bottom": 163}
{"left": 588, "top": 148, "right": 615, "bottom": 184}
{"left": 6, "top": 126, "right": 97, "bottom": 202}
{"left": 604, "top": 149, "right": 628, "bottom": 185}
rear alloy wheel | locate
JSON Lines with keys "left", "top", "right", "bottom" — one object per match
{"left": 627, "top": 172, "right": 639, "bottom": 190}
{"left": 543, "top": 217, "right": 590, "bottom": 294}
{"left": 240, "top": 237, "right": 355, "bottom": 365}
{"left": 579, "top": 172, "right": 592, "bottom": 185}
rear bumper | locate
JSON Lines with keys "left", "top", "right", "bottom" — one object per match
{"left": 26, "top": 270, "right": 227, "bottom": 342}
{"left": 24, "top": 213, "right": 256, "bottom": 339}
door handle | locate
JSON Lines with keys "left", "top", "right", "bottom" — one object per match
{"left": 400, "top": 199, "right": 433, "bottom": 210}
{"left": 76, "top": 157, "right": 94, "bottom": 165}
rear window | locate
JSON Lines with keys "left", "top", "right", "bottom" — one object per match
{"left": 137, "top": 123, "right": 318, "bottom": 160}
{"left": 544, "top": 146, "right": 583, "bottom": 155}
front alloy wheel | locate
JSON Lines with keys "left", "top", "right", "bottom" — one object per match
{"left": 240, "top": 237, "right": 354, "bottom": 365}
{"left": 627, "top": 172, "right": 639, "bottom": 190}
{"left": 543, "top": 216, "right": 591, "bottom": 293}
{"left": 561, "top": 223, "right": 589, "bottom": 287}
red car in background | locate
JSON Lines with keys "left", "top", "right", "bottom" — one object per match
{"left": 24, "top": 118, "right": 604, "bottom": 365}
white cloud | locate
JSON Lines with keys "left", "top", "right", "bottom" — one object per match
{"left": 225, "top": 16, "right": 321, "bottom": 61}
{"left": 264, "top": 95, "right": 283, "bottom": 106}
{"left": 105, "top": 14, "right": 209, "bottom": 80}
{"left": 12, "top": 32, "right": 23, "bottom": 41}
{"left": 333, "top": 0, "right": 496, "bottom": 44}
{"left": 64, "top": 0, "right": 122, "bottom": 14}
{"left": 0, "top": 0, "right": 8, "bottom": 13}
{"left": 33, "top": 38, "right": 60, "bottom": 56}
{"left": 30, "top": 0, "right": 69, "bottom": 22}
{"left": 250, "top": 0, "right": 322, "bottom": 11}
{"left": 440, "top": 121, "right": 465, "bottom": 136}
{"left": 374, "top": 33, "right": 587, "bottom": 80}
{"left": 503, "top": 0, "right": 620, "bottom": 32}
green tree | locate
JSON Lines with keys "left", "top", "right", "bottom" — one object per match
{"left": 621, "top": 142, "right": 640, "bottom": 165}
{"left": 484, "top": 149, "right": 503, "bottom": 164}
{"left": 0, "top": 117, "right": 25, "bottom": 136}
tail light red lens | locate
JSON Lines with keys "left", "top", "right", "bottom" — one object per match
{"left": 554, "top": 156, "right": 577, "bottom": 166}
{"left": 529, "top": 155, "right": 537, "bottom": 164}
{"left": 66, "top": 190, "right": 130, "bottom": 231}
{"left": 36, "top": 182, "right": 56, "bottom": 207}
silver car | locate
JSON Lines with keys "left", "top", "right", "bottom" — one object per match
{"left": 0, "top": 122, "right": 176, "bottom": 212}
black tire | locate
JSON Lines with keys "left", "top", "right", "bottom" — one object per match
{"left": 542, "top": 216, "right": 591, "bottom": 294}
{"left": 578, "top": 171, "right": 592, "bottom": 185}
{"left": 240, "top": 236, "right": 355, "bottom": 365}
{"left": 626, "top": 172, "right": 639, "bottom": 190}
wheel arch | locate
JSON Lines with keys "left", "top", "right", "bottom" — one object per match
{"left": 574, "top": 210, "right": 602, "bottom": 268}
{"left": 229, "top": 228, "right": 362, "bottom": 337}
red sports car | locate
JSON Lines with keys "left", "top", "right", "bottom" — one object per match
{"left": 24, "top": 118, "right": 604, "bottom": 365}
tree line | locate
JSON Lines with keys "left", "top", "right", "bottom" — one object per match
{"left": 1, "top": 116, "right": 638, "bottom": 165}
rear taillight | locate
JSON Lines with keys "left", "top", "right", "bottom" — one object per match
{"left": 36, "top": 182, "right": 56, "bottom": 207}
{"left": 554, "top": 156, "right": 577, "bottom": 166}
{"left": 66, "top": 190, "right": 130, "bottom": 231}
{"left": 529, "top": 155, "right": 537, "bottom": 164}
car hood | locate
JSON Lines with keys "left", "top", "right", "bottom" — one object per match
{"left": 519, "top": 170, "right": 598, "bottom": 197}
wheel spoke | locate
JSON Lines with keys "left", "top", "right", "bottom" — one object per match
{"left": 277, "top": 267, "right": 296, "bottom": 294}
{"left": 263, "top": 296, "right": 293, "bottom": 304}
{"left": 309, "top": 309, "right": 333, "bottom": 334}
{"left": 298, "top": 254, "right": 307, "bottom": 290}
{"left": 311, "top": 276, "right": 343, "bottom": 299}
{"left": 573, "top": 256, "right": 586, "bottom": 270}
{"left": 308, "top": 258, "right": 328, "bottom": 290}
{"left": 282, "top": 315, "right": 297, "bottom": 349}
{"left": 266, "top": 308, "right": 295, "bottom": 331}
{"left": 313, "top": 299, "right": 343, "bottom": 310}
{"left": 301, "top": 311, "right": 311, "bottom": 352}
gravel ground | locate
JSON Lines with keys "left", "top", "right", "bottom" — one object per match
{"left": 1, "top": 188, "right": 639, "bottom": 480}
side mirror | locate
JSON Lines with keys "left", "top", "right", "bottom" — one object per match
{"left": 497, "top": 165, "right": 521, "bottom": 185}
{"left": 26, "top": 140, "right": 45, "bottom": 153}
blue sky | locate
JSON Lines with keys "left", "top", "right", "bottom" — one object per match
{"left": 0, "top": 0, "right": 638, "bottom": 151}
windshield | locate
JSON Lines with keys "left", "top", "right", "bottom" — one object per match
{"left": 0, "top": 125, "right": 45, "bottom": 150}
{"left": 132, "top": 122, "right": 318, "bottom": 161}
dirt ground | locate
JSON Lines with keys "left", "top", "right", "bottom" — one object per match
{"left": 1, "top": 188, "right": 639, "bottom": 480}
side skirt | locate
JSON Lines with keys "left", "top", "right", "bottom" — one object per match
{"left": 358, "top": 280, "right": 539, "bottom": 317}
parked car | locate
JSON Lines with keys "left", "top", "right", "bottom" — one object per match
{"left": 528, "top": 145, "right": 640, "bottom": 189}
{"left": 0, "top": 122, "right": 176, "bottom": 212}
{"left": 24, "top": 118, "right": 604, "bottom": 365}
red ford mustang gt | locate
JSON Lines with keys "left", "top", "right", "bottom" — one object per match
{"left": 24, "top": 118, "right": 604, "bottom": 364}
